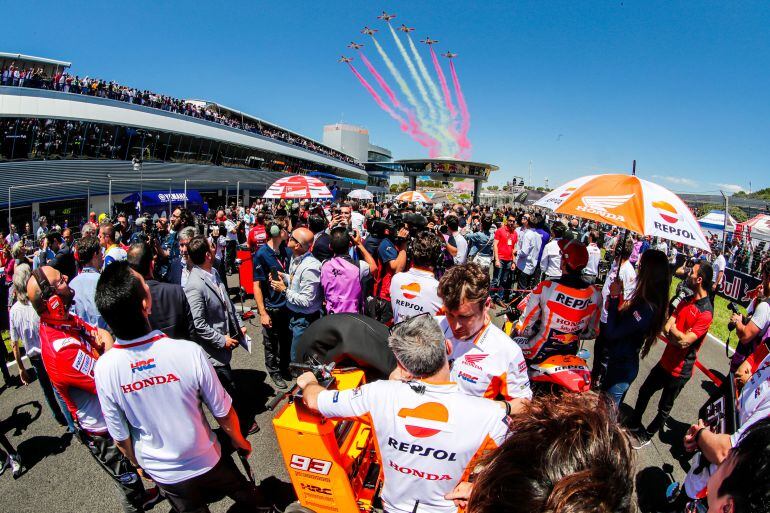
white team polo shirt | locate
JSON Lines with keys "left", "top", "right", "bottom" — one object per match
{"left": 318, "top": 379, "right": 509, "bottom": 513}
{"left": 390, "top": 268, "right": 442, "bottom": 323}
{"left": 438, "top": 317, "right": 532, "bottom": 402}
{"left": 94, "top": 331, "right": 232, "bottom": 485}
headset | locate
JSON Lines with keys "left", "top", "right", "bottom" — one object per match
{"left": 32, "top": 268, "right": 67, "bottom": 320}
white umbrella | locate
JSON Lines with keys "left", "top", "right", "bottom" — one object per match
{"left": 263, "top": 175, "right": 332, "bottom": 199}
{"left": 348, "top": 189, "right": 373, "bottom": 200}
{"left": 535, "top": 174, "right": 711, "bottom": 252}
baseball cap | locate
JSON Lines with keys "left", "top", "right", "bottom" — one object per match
{"left": 558, "top": 239, "right": 589, "bottom": 271}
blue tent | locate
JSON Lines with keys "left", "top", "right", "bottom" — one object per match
{"left": 121, "top": 189, "right": 204, "bottom": 213}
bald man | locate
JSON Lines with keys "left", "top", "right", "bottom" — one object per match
{"left": 29, "top": 266, "right": 159, "bottom": 511}
{"left": 269, "top": 227, "right": 322, "bottom": 361}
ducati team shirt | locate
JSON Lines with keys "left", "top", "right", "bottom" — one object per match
{"left": 389, "top": 268, "right": 442, "bottom": 323}
{"left": 94, "top": 331, "right": 232, "bottom": 485}
{"left": 318, "top": 379, "right": 510, "bottom": 513}
{"left": 437, "top": 317, "right": 532, "bottom": 402}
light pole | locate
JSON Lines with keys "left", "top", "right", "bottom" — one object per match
{"left": 132, "top": 157, "right": 143, "bottom": 213}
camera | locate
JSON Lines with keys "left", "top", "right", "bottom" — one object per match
{"left": 727, "top": 302, "right": 742, "bottom": 331}
{"left": 670, "top": 281, "right": 694, "bottom": 311}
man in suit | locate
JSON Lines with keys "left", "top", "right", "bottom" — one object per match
{"left": 50, "top": 228, "right": 77, "bottom": 279}
{"left": 185, "top": 235, "right": 258, "bottom": 435}
{"left": 127, "top": 241, "right": 193, "bottom": 340}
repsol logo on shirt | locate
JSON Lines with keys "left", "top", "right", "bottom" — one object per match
{"left": 387, "top": 437, "right": 457, "bottom": 460}
{"left": 389, "top": 460, "right": 452, "bottom": 481}
{"left": 553, "top": 293, "right": 590, "bottom": 309}
{"left": 120, "top": 374, "right": 180, "bottom": 393}
{"left": 395, "top": 299, "right": 425, "bottom": 312}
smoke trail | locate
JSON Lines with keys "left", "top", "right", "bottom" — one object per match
{"left": 358, "top": 51, "right": 441, "bottom": 153}
{"left": 450, "top": 60, "right": 472, "bottom": 158}
{"left": 406, "top": 34, "right": 446, "bottom": 121}
{"left": 370, "top": 35, "right": 446, "bottom": 151}
{"left": 429, "top": 46, "right": 457, "bottom": 118}
{"left": 347, "top": 63, "right": 408, "bottom": 131}
{"left": 386, "top": 25, "right": 443, "bottom": 141}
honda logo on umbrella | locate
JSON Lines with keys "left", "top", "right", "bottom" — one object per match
{"left": 576, "top": 194, "right": 633, "bottom": 222}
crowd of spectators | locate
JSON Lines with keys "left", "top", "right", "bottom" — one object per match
{"left": 1, "top": 62, "right": 362, "bottom": 168}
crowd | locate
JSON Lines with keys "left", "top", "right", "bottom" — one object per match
{"left": 0, "top": 196, "right": 768, "bottom": 513}
{"left": 0, "top": 62, "right": 362, "bottom": 168}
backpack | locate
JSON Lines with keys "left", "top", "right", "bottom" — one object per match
{"left": 321, "top": 255, "right": 363, "bottom": 314}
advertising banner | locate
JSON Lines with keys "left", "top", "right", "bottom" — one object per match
{"left": 718, "top": 267, "right": 762, "bottom": 308}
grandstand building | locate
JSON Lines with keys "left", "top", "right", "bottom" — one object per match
{"left": 0, "top": 52, "right": 385, "bottom": 232}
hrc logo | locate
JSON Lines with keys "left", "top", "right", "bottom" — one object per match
{"left": 130, "top": 359, "right": 156, "bottom": 373}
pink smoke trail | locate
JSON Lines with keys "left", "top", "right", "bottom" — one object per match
{"left": 347, "top": 63, "right": 408, "bottom": 132}
{"left": 449, "top": 60, "right": 472, "bottom": 158}
{"left": 358, "top": 52, "right": 442, "bottom": 156}
{"left": 429, "top": 47, "right": 457, "bottom": 119}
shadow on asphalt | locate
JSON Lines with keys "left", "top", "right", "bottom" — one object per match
{"left": 231, "top": 368, "right": 273, "bottom": 426}
{"left": 635, "top": 465, "right": 671, "bottom": 513}
{"left": 2, "top": 400, "right": 42, "bottom": 436}
{"left": 17, "top": 432, "right": 73, "bottom": 469}
{"left": 257, "top": 475, "right": 296, "bottom": 511}
{"left": 659, "top": 416, "right": 692, "bottom": 471}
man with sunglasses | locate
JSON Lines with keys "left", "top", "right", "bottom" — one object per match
{"left": 270, "top": 227, "right": 322, "bottom": 362}
{"left": 729, "top": 258, "right": 770, "bottom": 374}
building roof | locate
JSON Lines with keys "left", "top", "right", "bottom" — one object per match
{"left": 0, "top": 52, "right": 71, "bottom": 68}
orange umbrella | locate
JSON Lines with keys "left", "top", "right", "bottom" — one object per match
{"left": 535, "top": 174, "right": 711, "bottom": 252}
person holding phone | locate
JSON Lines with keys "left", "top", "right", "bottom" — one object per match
{"left": 252, "top": 222, "right": 292, "bottom": 390}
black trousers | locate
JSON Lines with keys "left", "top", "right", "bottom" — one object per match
{"left": 156, "top": 453, "right": 265, "bottom": 513}
{"left": 214, "top": 365, "right": 254, "bottom": 435}
{"left": 263, "top": 307, "right": 291, "bottom": 375}
{"left": 632, "top": 363, "right": 690, "bottom": 435}
{"left": 591, "top": 322, "right": 609, "bottom": 387}
{"left": 81, "top": 432, "right": 146, "bottom": 513}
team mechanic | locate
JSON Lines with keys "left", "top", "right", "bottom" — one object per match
{"left": 28, "top": 266, "right": 160, "bottom": 512}
{"left": 434, "top": 263, "right": 531, "bottom": 415}
{"left": 680, "top": 337, "right": 770, "bottom": 501}
{"left": 516, "top": 240, "right": 601, "bottom": 364}
{"left": 297, "top": 315, "right": 510, "bottom": 513}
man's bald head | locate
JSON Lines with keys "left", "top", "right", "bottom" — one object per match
{"left": 293, "top": 227, "right": 313, "bottom": 246}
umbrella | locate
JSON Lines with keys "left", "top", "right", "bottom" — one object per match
{"left": 347, "top": 189, "right": 373, "bottom": 200}
{"left": 535, "top": 174, "right": 711, "bottom": 252}
{"left": 263, "top": 175, "right": 332, "bottom": 199}
{"left": 396, "top": 190, "right": 432, "bottom": 203}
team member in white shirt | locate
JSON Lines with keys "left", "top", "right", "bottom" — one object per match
{"left": 539, "top": 223, "right": 566, "bottom": 281}
{"left": 297, "top": 314, "right": 510, "bottom": 513}
{"left": 98, "top": 223, "right": 127, "bottom": 269}
{"left": 583, "top": 230, "right": 602, "bottom": 284}
{"left": 93, "top": 261, "right": 269, "bottom": 512}
{"left": 390, "top": 231, "right": 443, "bottom": 323}
{"left": 444, "top": 215, "right": 468, "bottom": 265}
{"left": 711, "top": 247, "right": 727, "bottom": 303}
{"left": 516, "top": 214, "right": 542, "bottom": 289}
{"left": 436, "top": 263, "right": 532, "bottom": 413}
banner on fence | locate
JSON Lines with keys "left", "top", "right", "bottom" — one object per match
{"left": 718, "top": 267, "right": 762, "bottom": 307}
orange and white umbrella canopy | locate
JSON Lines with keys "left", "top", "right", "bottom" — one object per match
{"left": 535, "top": 174, "right": 711, "bottom": 252}
{"left": 263, "top": 175, "right": 332, "bottom": 199}
{"left": 396, "top": 190, "right": 432, "bottom": 203}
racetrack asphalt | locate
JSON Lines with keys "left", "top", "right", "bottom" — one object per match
{"left": 0, "top": 276, "right": 732, "bottom": 512}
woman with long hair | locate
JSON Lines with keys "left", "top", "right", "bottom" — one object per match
{"left": 601, "top": 248, "right": 671, "bottom": 406}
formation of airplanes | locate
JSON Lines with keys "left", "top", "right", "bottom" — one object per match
{"left": 345, "top": 14, "right": 457, "bottom": 62}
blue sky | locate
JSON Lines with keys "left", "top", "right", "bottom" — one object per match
{"left": 3, "top": 1, "right": 769, "bottom": 193}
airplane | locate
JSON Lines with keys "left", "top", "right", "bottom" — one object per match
{"left": 420, "top": 37, "right": 439, "bottom": 45}
{"left": 338, "top": 56, "right": 353, "bottom": 63}
{"left": 347, "top": 42, "right": 364, "bottom": 50}
{"left": 361, "top": 26, "right": 378, "bottom": 36}
{"left": 398, "top": 24, "right": 415, "bottom": 33}
{"left": 377, "top": 11, "right": 396, "bottom": 22}
{"left": 442, "top": 51, "right": 457, "bottom": 59}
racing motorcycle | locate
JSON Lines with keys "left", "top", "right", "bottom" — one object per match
{"left": 498, "top": 291, "right": 592, "bottom": 394}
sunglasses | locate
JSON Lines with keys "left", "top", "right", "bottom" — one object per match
{"left": 289, "top": 235, "right": 305, "bottom": 248}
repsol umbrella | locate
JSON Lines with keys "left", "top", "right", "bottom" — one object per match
{"left": 534, "top": 174, "right": 711, "bottom": 252}
{"left": 395, "top": 190, "right": 432, "bottom": 203}
{"left": 263, "top": 175, "right": 332, "bottom": 199}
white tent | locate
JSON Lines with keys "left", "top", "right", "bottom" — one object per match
{"left": 698, "top": 210, "right": 736, "bottom": 233}
{"left": 734, "top": 214, "right": 770, "bottom": 243}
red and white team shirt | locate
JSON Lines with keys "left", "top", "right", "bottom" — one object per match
{"left": 318, "top": 379, "right": 509, "bottom": 513}
{"left": 94, "top": 331, "right": 233, "bottom": 485}
{"left": 437, "top": 317, "right": 532, "bottom": 402}
{"left": 389, "top": 268, "right": 442, "bottom": 323}
{"left": 39, "top": 316, "right": 106, "bottom": 433}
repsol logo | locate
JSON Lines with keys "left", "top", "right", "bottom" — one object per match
{"left": 653, "top": 222, "right": 696, "bottom": 240}
{"left": 120, "top": 374, "right": 180, "bottom": 394}
{"left": 387, "top": 438, "right": 457, "bottom": 460}
{"left": 389, "top": 461, "right": 452, "bottom": 481}
{"left": 554, "top": 293, "right": 590, "bottom": 309}
{"left": 395, "top": 299, "right": 425, "bottom": 312}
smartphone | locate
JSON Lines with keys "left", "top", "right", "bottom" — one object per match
{"left": 270, "top": 268, "right": 279, "bottom": 281}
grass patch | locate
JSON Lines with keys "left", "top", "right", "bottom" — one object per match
{"left": 670, "top": 278, "right": 739, "bottom": 348}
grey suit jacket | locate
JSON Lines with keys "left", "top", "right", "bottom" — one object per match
{"left": 184, "top": 266, "right": 244, "bottom": 367}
